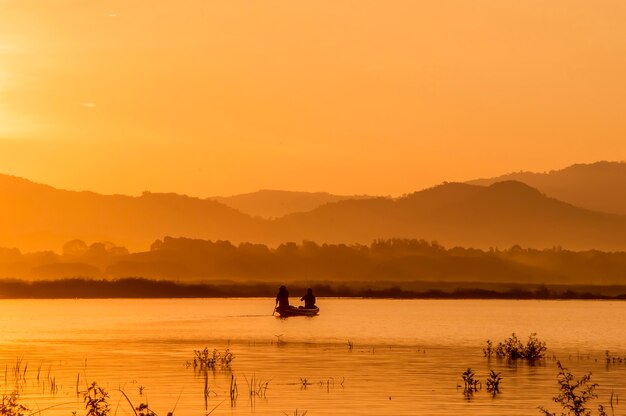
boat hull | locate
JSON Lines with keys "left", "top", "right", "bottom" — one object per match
{"left": 275, "top": 306, "right": 319, "bottom": 317}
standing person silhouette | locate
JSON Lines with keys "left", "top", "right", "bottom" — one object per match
{"left": 300, "top": 288, "right": 316, "bottom": 309}
{"left": 275, "top": 285, "right": 290, "bottom": 311}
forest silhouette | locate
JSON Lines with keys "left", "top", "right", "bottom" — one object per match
{"left": 3, "top": 237, "right": 626, "bottom": 288}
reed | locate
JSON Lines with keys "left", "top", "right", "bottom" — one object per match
{"left": 13, "top": 358, "right": 23, "bottom": 381}
{"left": 48, "top": 376, "right": 58, "bottom": 395}
{"left": 243, "top": 374, "right": 271, "bottom": 399}
{"left": 282, "top": 410, "right": 308, "bottom": 416}
{"left": 203, "top": 371, "right": 210, "bottom": 412}
{"left": 11, "top": 359, "right": 28, "bottom": 388}
{"left": 229, "top": 374, "right": 238, "bottom": 407}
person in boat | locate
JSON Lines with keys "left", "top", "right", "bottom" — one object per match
{"left": 275, "top": 285, "right": 290, "bottom": 310}
{"left": 300, "top": 288, "right": 316, "bottom": 309}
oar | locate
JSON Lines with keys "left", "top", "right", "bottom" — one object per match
{"left": 272, "top": 302, "right": 277, "bottom": 316}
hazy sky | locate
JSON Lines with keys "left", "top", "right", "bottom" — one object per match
{"left": 1, "top": 1, "right": 625, "bottom": 197}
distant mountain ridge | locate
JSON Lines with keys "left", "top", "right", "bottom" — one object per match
{"left": 3, "top": 165, "right": 626, "bottom": 252}
{"left": 210, "top": 189, "right": 374, "bottom": 218}
{"left": 0, "top": 173, "right": 262, "bottom": 252}
{"left": 468, "top": 161, "right": 626, "bottom": 215}
{"left": 271, "top": 180, "right": 626, "bottom": 250}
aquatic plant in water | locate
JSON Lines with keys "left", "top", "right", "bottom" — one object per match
{"left": 483, "top": 340, "right": 494, "bottom": 358}
{"left": 461, "top": 368, "right": 481, "bottom": 396}
{"left": 485, "top": 370, "right": 502, "bottom": 395}
{"left": 484, "top": 333, "right": 547, "bottom": 360}
{"left": 191, "top": 348, "right": 235, "bottom": 370}
{"left": 229, "top": 374, "right": 238, "bottom": 407}
{"left": 604, "top": 350, "right": 626, "bottom": 365}
{"left": 538, "top": 361, "right": 607, "bottom": 416}
{"left": 0, "top": 392, "right": 28, "bottom": 416}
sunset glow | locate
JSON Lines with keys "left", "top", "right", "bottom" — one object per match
{"left": 3, "top": 3, "right": 626, "bottom": 416}
{"left": 1, "top": 1, "right": 625, "bottom": 196}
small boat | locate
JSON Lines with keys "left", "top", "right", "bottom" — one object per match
{"left": 275, "top": 306, "right": 320, "bottom": 317}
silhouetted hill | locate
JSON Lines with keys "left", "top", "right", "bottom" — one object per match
{"left": 468, "top": 161, "right": 626, "bottom": 215}
{"left": 3, "top": 172, "right": 626, "bottom": 251}
{"left": 272, "top": 181, "right": 626, "bottom": 250}
{"left": 0, "top": 174, "right": 262, "bottom": 252}
{"left": 210, "top": 189, "right": 374, "bottom": 218}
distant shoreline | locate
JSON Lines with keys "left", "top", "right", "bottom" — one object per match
{"left": 1, "top": 277, "right": 626, "bottom": 300}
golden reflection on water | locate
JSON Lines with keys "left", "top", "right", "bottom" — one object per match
{"left": 1, "top": 299, "right": 626, "bottom": 415}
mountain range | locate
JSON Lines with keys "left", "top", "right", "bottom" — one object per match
{"left": 213, "top": 161, "right": 626, "bottom": 217}
{"left": 468, "top": 161, "right": 626, "bottom": 215}
{"left": 2, "top": 161, "right": 626, "bottom": 252}
{"left": 210, "top": 190, "right": 373, "bottom": 218}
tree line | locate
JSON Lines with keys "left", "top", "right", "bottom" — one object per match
{"left": 1, "top": 237, "right": 626, "bottom": 285}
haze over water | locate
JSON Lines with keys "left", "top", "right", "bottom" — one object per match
{"left": 2, "top": 298, "right": 626, "bottom": 415}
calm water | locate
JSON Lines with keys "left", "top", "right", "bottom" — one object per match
{"left": 1, "top": 298, "right": 626, "bottom": 415}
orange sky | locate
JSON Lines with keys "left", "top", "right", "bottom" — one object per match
{"left": 1, "top": 1, "right": 625, "bottom": 197}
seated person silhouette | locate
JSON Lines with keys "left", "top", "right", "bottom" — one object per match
{"left": 300, "top": 288, "right": 316, "bottom": 309}
{"left": 276, "top": 285, "right": 290, "bottom": 310}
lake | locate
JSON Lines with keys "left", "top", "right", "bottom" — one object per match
{"left": 0, "top": 298, "right": 625, "bottom": 415}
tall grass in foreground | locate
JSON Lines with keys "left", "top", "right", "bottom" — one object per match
{"left": 83, "top": 383, "right": 110, "bottom": 416}
{"left": 0, "top": 381, "right": 169, "bottom": 416}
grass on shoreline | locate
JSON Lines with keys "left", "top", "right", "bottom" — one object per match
{"left": 1, "top": 277, "right": 626, "bottom": 300}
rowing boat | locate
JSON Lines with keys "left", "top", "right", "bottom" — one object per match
{"left": 275, "top": 306, "right": 319, "bottom": 317}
